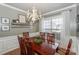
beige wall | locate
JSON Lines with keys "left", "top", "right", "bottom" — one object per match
{"left": 32, "top": 21, "right": 39, "bottom": 32}
{"left": 0, "top": 5, "right": 39, "bottom": 37}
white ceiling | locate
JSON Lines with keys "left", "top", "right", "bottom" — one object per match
{"left": 6, "top": 3, "right": 74, "bottom": 14}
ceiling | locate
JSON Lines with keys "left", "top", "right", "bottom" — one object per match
{"left": 6, "top": 3, "right": 74, "bottom": 14}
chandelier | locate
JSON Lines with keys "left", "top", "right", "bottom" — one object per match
{"left": 26, "top": 7, "right": 42, "bottom": 24}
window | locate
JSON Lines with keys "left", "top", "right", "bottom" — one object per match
{"left": 41, "top": 15, "right": 63, "bottom": 32}
{"left": 52, "top": 15, "right": 63, "bottom": 32}
{"left": 42, "top": 17, "right": 52, "bottom": 32}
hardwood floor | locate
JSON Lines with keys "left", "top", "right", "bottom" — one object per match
{"left": 3, "top": 47, "right": 63, "bottom": 55}
{"left": 4, "top": 48, "right": 20, "bottom": 55}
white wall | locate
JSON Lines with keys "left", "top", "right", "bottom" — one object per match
{"left": 0, "top": 36, "right": 19, "bottom": 54}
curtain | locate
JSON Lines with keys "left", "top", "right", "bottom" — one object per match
{"left": 60, "top": 9, "right": 78, "bottom": 53}
{"left": 60, "top": 10, "right": 71, "bottom": 49}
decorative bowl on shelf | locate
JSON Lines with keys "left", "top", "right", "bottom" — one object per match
{"left": 34, "top": 37, "right": 43, "bottom": 45}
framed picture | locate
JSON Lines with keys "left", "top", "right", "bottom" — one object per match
{"left": 1, "top": 17, "right": 10, "bottom": 24}
{"left": 1, "top": 25, "right": 10, "bottom": 31}
{"left": 18, "top": 14, "right": 26, "bottom": 23}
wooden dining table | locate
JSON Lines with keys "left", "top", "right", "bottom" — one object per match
{"left": 29, "top": 37, "right": 56, "bottom": 55}
{"left": 31, "top": 42, "right": 56, "bottom": 55}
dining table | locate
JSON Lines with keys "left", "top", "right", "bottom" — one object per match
{"left": 28, "top": 37, "right": 57, "bottom": 55}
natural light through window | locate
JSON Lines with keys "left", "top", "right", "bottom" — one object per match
{"left": 42, "top": 14, "right": 63, "bottom": 32}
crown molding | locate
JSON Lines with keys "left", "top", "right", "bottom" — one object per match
{"left": 0, "top": 3, "right": 77, "bottom": 16}
{"left": 0, "top": 3, "right": 26, "bottom": 13}
{"left": 43, "top": 4, "right": 77, "bottom": 16}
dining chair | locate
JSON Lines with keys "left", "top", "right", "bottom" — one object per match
{"left": 40, "top": 32, "right": 45, "bottom": 41}
{"left": 23, "top": 32, "right": 29, "bottom": 41}
{"left": 65, "top": 39, "right": 72, "bottom": 55}
{"left": 18, "top": 36, "right": 27, "bottom": 55}
{"left": 18, "top": 36, "right": 34, "bottom": 55}
{"left": 23, "top": 32, "right": 29, "bottom": 38}
{"left": 25, "top": 41, "right": 34, "bottom": 55}
{"left": 47, "top": 33, "right": 55, "bottom": 44}
{"left": 24, "top": 36, "right": 38, "bottom": 55}
{"left": 57, "top": 39, "right": 76, "bottom": 55}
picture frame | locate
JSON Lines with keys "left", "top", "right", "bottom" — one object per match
{"left": 18, "top": 14, "right": 26, "bottom": 23}
{"left": 1, "top": 25, "right": 10, "bottom": 31}
{"left": 1, "top": 17, "right": 10, "bottom": 24}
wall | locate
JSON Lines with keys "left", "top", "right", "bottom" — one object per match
{"left": 0, "top": 5, "right": 33, "bottom": 37}
{"left": 0, "top": 35, "right": 19, "bottom": 54}
{"left": 32, "top": 21, "right": 39, "bottom": 32}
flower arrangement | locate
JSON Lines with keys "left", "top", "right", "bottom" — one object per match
{"left": 34, "top": 36, "right": 43, "bottom": 45}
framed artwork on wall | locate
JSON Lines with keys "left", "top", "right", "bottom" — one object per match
{"left": 18, "top": 14, "right": 26, "bottom": 23}
{"left": 1, "top": 25, "right": 10, "bottom": 31}
{"left": 1, "top": 17, "right": 10, "bottom": 24}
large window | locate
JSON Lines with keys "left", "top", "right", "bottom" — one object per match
{"left": 42, "top": 15, "right": 63, "bottom": 32}
{"left": 42, "top": 17, "right": 51, "bottom": 32}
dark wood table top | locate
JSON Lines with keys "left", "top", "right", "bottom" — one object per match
{"left": 31, "top": 42, "right": 56, "bottom": 55}
{"left": 25, "top": 37, "right": 56, "bottom": 55}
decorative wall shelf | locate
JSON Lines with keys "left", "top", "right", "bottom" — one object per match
{"left": 11, "top": 22, "right": 31, "bottom": 28}
{"left": 12, "top": 22, "right": 30, "bottom": 25}
{"left": 11, "top": 26, "right": 31, "bottom": 28}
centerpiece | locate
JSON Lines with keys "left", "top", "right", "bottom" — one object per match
{"left": 34, "top": 36, "right": 43, "bottom": 45}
